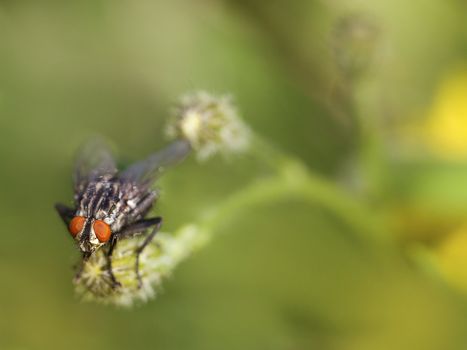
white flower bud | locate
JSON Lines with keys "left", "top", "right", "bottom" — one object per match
{"left": 166, "top": 91, "right": 251, "bottom": 160}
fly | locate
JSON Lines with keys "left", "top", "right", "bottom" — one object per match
{"left": 55, "top": 138, "right": 191, "bottom": 288}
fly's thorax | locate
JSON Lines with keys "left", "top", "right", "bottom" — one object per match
{"left": 78, "top": 179, "right": 120, "bottom": 218}
{"left": 78, "top": 180, "right": 150, "bottom": 222}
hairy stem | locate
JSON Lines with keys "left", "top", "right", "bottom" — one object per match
{"left": 195, "top": 135, "right": 388, "bottom": 250}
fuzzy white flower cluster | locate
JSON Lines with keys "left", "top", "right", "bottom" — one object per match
{"left": 74, "top": 225, "right": 208, "bottom": 307}
{"left": 166, "top": 91, "right": 251, "bottom": 160}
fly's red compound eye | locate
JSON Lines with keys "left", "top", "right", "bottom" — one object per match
{"left": 69, "top": 216, "right": 86, "bottom": 237}
{"left": 93, "top": 220, "right": 111, "bottom": 243}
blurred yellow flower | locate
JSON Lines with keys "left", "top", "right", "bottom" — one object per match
{"left": 435, "top": 225, "right": 467, "bottom": 293}
{"left": 421, "top": 68, "right": 467, "bottom": 158}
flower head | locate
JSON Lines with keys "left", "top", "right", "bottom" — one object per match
{"left": 166, "top": 91, "right": 251, "bottom": 160}
{"left": 420, "top": 68, "right": 467, "bottom": 159}
{"left": 74, "top": 225, "right": 208, "bottom": 307}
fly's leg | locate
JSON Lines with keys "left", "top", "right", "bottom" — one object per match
{"left": 134, "top": 217, "right": 162, "bottom": 288}
{"left": 54, "top": 203, "right": 75, "bottom": 227}
{"left": 106, "top": 217, "right": 162, "bottom": 289}
{"left": 117, "top": 217, "right": 162, "bottom": 239}
{"left": 105, "top": 237, "right": 122, "bottom": 289}
{"left": 73, "top": 251, "right": 91, "bottom": 283}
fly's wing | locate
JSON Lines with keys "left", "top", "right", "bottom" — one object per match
{"left": 118, "top": 139, "right": 191, "bottom": 190}
{"left": 73, "top": 138, "right": 118, "bottom": 196}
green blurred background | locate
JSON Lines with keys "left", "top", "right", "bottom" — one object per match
{"left": 2, "top": 0, "right": 467, "bottom": 349}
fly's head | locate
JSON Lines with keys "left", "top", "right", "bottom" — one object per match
{"left": 68, "top": 215, "right": 112, "bottom": 254}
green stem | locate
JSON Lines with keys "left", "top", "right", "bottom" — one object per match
{"left": 173, "top": 134, "right": 389, "bottom": 263}
{"left": 199, "top": 139, "right": 387, "bottom": 243}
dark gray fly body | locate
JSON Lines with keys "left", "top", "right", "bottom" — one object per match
{"left": 55, "top": 139, "right": 191, "bottom": 287}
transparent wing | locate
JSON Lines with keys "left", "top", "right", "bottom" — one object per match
{"left": 118, "top": 139, "right": 191, "bottom": 188}
{"left": 73, "top": 137, "right": 117, "bottom": 193}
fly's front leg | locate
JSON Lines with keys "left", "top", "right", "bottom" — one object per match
{"left": 54, "top": 203, "right": 75, "bottom": 227}
{"left": 106, "top": 217, "right": 162, "bottom": 289}
{"left": 105, "top": 237, "right": 122, "bottom": 289}
{"left": 73, "top": 251, "right": 91, "bottom": 283}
